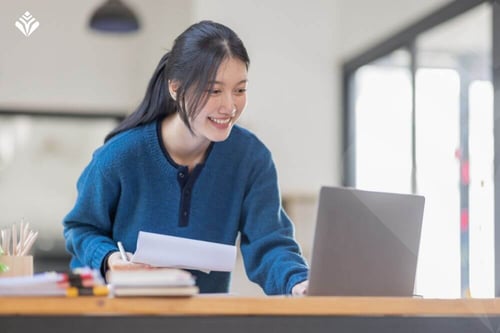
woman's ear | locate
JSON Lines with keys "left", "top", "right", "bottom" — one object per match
{"left": 168, "top": 80, "right": 179, "bottom": 100}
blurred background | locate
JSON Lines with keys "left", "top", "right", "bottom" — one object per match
{"left": 0, "top": 0, "right": 495, "bottom": 297}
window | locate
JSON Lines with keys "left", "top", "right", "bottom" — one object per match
{"left": 0, "top": 113, "right": 120, "bottom": 272}
{"left": 344, "top": 1, "right": 494, "bottom": 297}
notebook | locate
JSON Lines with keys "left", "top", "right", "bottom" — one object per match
{"left": 307, "top": 186, "right": 425, "bottom": 297}
{"left": 106, "top": 268, "right": 198, "bottom": 297}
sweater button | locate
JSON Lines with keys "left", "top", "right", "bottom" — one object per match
{"left": 183, "top": 211, "right": 188, "bottom": 217}
{"left": 178, "top": 172, "right": 185, "bottom": 178}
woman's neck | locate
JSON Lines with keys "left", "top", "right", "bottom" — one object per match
{"left": 161, "top": 114, "right": 211, "bottom": 170}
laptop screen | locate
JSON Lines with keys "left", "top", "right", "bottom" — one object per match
{"left": 307, "top": 186, "right": 425, "bottom": 297}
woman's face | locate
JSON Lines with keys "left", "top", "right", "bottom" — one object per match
{"left": 189, "top": 57, "right": 248, "bottom": 142}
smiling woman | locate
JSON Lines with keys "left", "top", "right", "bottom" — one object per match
{"left": 62, "top": 20, "right": 309, "bottom": 296}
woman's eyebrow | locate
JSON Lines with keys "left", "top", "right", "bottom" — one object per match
{"left": 209, "top": 79, "right": 248, "bottom": 85}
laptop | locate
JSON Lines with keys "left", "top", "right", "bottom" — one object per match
{"left": 307, "top": 186, "right": 425, "bottom": 297}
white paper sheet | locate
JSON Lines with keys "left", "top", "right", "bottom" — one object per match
{"left": 131, "top": 231, "right": 237, "bottom": 272}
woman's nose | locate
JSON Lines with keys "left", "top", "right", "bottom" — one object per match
{"left": 220, "top": 93, "right": 236, "bottom": 114}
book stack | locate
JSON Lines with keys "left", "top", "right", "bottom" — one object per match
{"left": 0, "top": 267, "right": 108, "bottom": 296}
{"left": 107, "top": 268, "right": 198, "bottom": 297}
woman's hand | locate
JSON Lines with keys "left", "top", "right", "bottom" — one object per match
{"left": 107, "top": 251, "right": 152, "bottom": 271}
{"left": 292, "top": 280, "right": 309, "bottom": 296}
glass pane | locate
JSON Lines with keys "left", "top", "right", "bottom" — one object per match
{"left": 354, "top": 49, "right": 412, "bottom": 194}
{"left": 414, "top": 68, "right": 460, "bottom": 298}
{"left": 469, "top": 80, "right": 494, "bottom": 297}
{"left": 415, "top": 3, "right": 492, "bottom": 298}
{"left": 0, "top": 115, "right": 118, "bottom": 271}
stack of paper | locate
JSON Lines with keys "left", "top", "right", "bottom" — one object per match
{"left": 107, "top": 268, "right": 198, "bottom": 297}
{"left": 0, "top": 267, "right": 108, "bottom": 296}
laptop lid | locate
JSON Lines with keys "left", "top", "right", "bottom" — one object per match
{"left": 307, "top": 186, "right": 425, "bottom": 297}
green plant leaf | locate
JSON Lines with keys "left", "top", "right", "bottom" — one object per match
{"left": 0, "top": 263, "right": 9, "bottom": 273}
{"left": 0, "top": 247, "right": 7, "bottom": 272}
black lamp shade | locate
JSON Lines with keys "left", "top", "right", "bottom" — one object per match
{"left": 90, "top": 0, "right": 140, "bottom": 33}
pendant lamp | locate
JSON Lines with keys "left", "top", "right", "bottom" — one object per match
{"left": 89, "top": 0, "right": 140, "bottom": 33}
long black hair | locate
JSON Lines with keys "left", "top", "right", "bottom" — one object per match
{"left": 105, "top": 20, "right": 250, "bottom": 142}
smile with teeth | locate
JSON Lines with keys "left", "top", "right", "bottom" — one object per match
{"left": 209, "top": 116, "right": 231, "bottom": 124}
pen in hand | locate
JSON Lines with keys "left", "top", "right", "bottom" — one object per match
{"left": 117, "top": 241, "right": 129, "bottom": 262}
{"left": 111, "top": 242, "right": 151, "bottom": 271}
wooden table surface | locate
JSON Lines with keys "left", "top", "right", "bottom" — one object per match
{"left": 2, "top": 296, "right": 500, "bottom": 316}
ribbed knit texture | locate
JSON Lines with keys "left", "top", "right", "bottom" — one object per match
{"left": 63, "top": 120, "right": 308, "bottom": 294}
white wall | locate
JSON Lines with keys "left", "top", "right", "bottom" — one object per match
{"left": 0, "top": 0, "right": 192, "bottom": 112}
{"left": 337, "top": 0, "right": 453, "bottom": 60}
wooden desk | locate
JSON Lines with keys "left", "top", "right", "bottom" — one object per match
{"left": 2, "top": 296, "right": 500, "bottom": 333}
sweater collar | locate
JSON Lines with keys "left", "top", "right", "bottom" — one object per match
{"left": 155, "top": 119, "right": 214, "bottom": 169}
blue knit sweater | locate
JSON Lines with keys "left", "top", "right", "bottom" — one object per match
{"left": 63, "top": 120, "right": 308, "bottom": 294}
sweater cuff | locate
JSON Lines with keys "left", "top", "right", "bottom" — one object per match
{"left": 92, "top": 243, "right": 117, "bottom": 274}
{"left": 286, "top": 271, "right": 309, "bottom": 295}
{"left": 100, "top": 251, "right": 115, "bottom": 278}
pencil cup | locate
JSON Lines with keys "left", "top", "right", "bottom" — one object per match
{"left": 0, "top": 255, "right": 33, "bottom": 277}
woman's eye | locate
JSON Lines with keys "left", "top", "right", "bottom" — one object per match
{"left": 209, "top": 89, "right": 221, "bottom": 95}
{"left": 235, "top": 88, "right": 247, "bottom": 94}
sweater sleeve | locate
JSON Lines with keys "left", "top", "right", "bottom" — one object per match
{"left": 62, "top": 156, "right": 119, "bottom": 271}
{"left": 239, "top": 148, "right": 309, "bottom": 295}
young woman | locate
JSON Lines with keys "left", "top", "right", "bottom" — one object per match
{"left": 63, "top": 20, "right": 309, "bottom": 295}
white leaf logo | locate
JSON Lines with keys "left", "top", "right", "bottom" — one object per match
{"left": 15, "top": 11, "right": 40, "bottom": 37}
